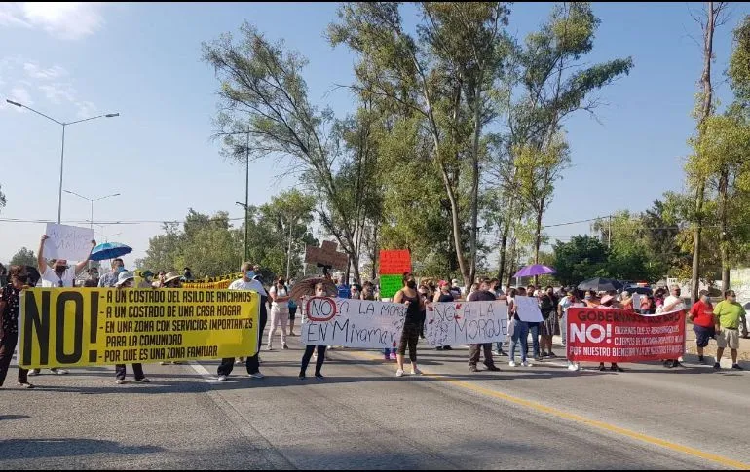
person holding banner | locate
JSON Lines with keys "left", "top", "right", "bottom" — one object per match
{"left": 29, "top": 234, "right": 95, "bottom": 376}
{"left": 393, "top": 273, "right": 424, "bottom": 377}
{"left": 217, "top": 263, "right": 267, "bottom": 381}
{"left": 0, "top": 266, "right": 34, "bottom": 388}
{"left": 467, "top": 281, "right": 501, "bottom": 373}
{"left": 662, "top": 285, "right": 686, "bottom": 369}
{"left": 159, "top": 272, "right": 185, "bottom": 365}
{"left": 113, "top": 272, "right": 149, "bottom": 384}
{"left": 299, "top": 282, "right": 328, "bottom": 380}
{"left": 432, "top": 281, "right": 454, "bottom": 351}
{"left": 596, "top": 295, "right": 623, "bottom": 372}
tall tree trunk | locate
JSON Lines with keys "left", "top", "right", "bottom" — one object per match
{"left": 719, "top": 168, "right": 730, "bottom": 292}
{"left": 468, "top": 79, "right": 483, "bottom": 286}
{"left": 498, "top": 222, "right": 509, "bottom": 281}
{"left": 533, "top": 197, "right": 545, "bottom": 286}
{"left": 506, "top": 233, "right": 517, "bottom": 290}
{"left": 692, "top": 1, "right": 720, "bottom": 302}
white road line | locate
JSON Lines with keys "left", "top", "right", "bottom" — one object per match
{"left": 188, "top": 360, "right": 217, "bottom": 382}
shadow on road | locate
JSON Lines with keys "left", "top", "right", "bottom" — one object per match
{"left": 0, "top": 438, "right": 163, "bottom": 459}
{"left": 0, "top": 415, "right": 30, "bottom": 421}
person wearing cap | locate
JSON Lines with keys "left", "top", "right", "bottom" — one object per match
{"left": 113, "top": 272, "right": 150, "bottom": 384}
{"left": 217, "top": 262, "right": 268, "bottom": 381}
{"left": 29, "top": 234, "right": 95, "bottom": 377}
{"left": 713, "top": 290, "right": 745, "bottom": 371}
{"left": 596, "top": 295, "right": 623, "bottom": 372}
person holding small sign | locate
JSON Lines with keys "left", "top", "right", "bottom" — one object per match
{"left": 28, "top": 234, "right": 95, "bottom": 377}
{"left": 299, "top": 282, "right": 328, "bottom": 380}
{"left": 393, "top": 272, "right": 424, "bottom": 377}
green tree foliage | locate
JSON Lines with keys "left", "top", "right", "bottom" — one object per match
{"left": 10, "top": 247, "right": 36, "bottom": 267}
{"left": 203, "top": 22, "right": 380, "bottom": 283}
{"left": 551, "top": 235, "right": 608, "bottom": 286}
{"left": 0, "top": 184, "right": 5, "bottom": 213}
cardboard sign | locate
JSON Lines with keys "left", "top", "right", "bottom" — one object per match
{"left": 44, "top": 223, "right": 94, "bottom": 261}
{"left": 379, "top": 249, "right": 411, "bottom": 274}
{"left": 514, "top": 296, "right": 544, "bottom": 323}
{"left": 379, "top": 274, "right": 402, "bottom": 299}
{"left": 425, "top": 300, "right": 507, "bottom": 346}
{"left": 304, "top": 240, "right": 348, "bottom": 270}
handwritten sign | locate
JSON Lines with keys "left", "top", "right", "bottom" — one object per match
{"left": 514, "top": 296, "right": 544, "bottom": 323}
{"left": 304, "top": 240, "right": 349, "bottom": 270}
{"left": 379, "top": 274, "right": 402, "bottom": 299}
{"left": 425, "top": 301, "right": 507, "bottom": 346}
{"left": 379, "top": 249, "right": 411, "bottom": 274}
{"left": 44, "top": 223, "right": 94, "bottom": 261}
{"left": 301, "top": 297, "right": 406, "bottom": 348}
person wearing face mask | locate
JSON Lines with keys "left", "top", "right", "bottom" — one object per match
{"left": 689, "top": 290, "right": 715, "bottom": 364}
{"left": 0, "top": 266, "right": 34, "bottom": 388}
{"left": 268, "top": 276, "right": 290, "bottom": 350}
{"left": 713, "top": 290, "right": 745, "bottom": 370}
{"left": 299, "top": 282, "right": 328, "bottom": 380}
{"left": 467, "top": 280, "right": 502, "bottom": 373}
{"left": 539, "top": 286, "right": 558, "bottom": 358}
{"left": 393, "top": 272, "right": 424, "bottom": 377}
{"left": 30, "top": 234, "right": 95, "bottom": 376}
{"left": 98, "top": 258, "right": 126, "bottom": 288}
{"left": 432, "top": 280, "right": 454, "bottom": 351}
{"left": 662, "top": 285, "right": 686, "bottom": 369}
{"left": 216, "top": 263, "right": 269, "bottom": 381}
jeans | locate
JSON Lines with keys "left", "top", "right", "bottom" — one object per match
{"left": 510, "top": 321, "right": 529, "bottom": 363}
{"left": 300, "top": 345, "right": 326, "bottom": 376}
{"left": 383, "top": 347, "right": 394, "bottom": 356}
{"left": 397, "top": 322, "right": 420, "bottom": 363}
{"left": 0, "top": 332, "right": 28, "bottom": 385}
{"left": 115, "top": 363, "right": 144, "bottom": 381}
{"left": 529, "top": 322, "right": 540, "bottom": 358}
{"left": 217, "top": 299, "right": 268, "bottom": 376}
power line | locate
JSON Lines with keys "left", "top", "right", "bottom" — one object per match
{"left": 0, "top": 216, "right": 246, "bottom": 225}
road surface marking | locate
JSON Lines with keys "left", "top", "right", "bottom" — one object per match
{"left": 344, "top": 349, "right": 750, "bottom": 470}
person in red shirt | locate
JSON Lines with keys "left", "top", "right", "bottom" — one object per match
{"left": 689, "top": 290, "right": 715, "bottom": 364}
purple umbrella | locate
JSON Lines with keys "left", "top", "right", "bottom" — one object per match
{"left": 513, "top": 264, "right": 556, "bottom": 278}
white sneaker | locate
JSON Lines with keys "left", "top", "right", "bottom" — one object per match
{"left": 266, "top": 345, "right": 273, "bottom": 351}
{"left": 508, "top": 361, "right": 516, "bottom": 367}
{"left": 116, "top": 379, "right": 126, "bottom": 384}
{"left": 217, "top": 375, "right": 227, "bottom": 382}
{"left": 27, "top": 370, "right": 39, "bottom": 377}
{"left": 160, "top": 361, "right": 169, "bottom": 365}
{"left": 395, "top": 369, "right": 404, "bottom": 377}
{"left": 411, "top": 368, "right": 422, "bottom": 375}
{"left": 567, "top": 364, "right": 579, "bottom": 371}
{"left": 522, "top": 361, "right": 532, "bottom": 367}
{"left": 235, "top": 359, "right": 244, "bottom": 365}
{"left": 249, "top": 372, "right": 265, "bottom": 379}
{"left": 52, "top": 368, "right": 68, "bottom": 375}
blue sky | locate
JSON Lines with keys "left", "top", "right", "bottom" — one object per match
{"left": 1, "top": 2, "right": 748, "bottom": 269}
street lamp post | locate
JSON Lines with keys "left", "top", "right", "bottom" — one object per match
{"left": 6, "top": 99, "right": 119, "bottom": 224}
{"left": 236, "top": 201, "right": 249, "bottom": 264}
{"left": 63, "top": 190, "right": 121, "bottom": 229}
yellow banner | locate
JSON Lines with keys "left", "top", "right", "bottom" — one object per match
{"left": 182, "top": 279, "right": 234, "bottom": 289}
{"left": 19, "top": 288, "right": 259, "bottom": 369}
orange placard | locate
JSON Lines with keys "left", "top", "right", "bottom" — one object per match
{"left": 379, "top": 249, "right": 412, "bottom": 274}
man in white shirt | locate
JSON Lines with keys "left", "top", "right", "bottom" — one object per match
{"left": 29, "top": 234, "right": 95, "bottom": 376}
{"left": 37, "top": 234, "right": 95, "bottom": 288}
{"left": 217, "top": 262, "right": 268, "bottom": 381}
{"left": 662, "top": 284, "right": 686, "bottom": 369}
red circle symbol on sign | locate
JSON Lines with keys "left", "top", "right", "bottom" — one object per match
{"left": 306, "top": 296, "right": 337, "bottom": 321}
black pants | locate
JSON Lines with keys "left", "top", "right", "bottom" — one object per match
{"left": 469, "top": 343, "right": 496, "bottom": 367}
{"left": 397, "top": 322, "right": 420, "bottom": 363}
{"left": 218, "top": 299, "right": 268, "bottom": 376}
{"left": 300, "top": 345, "right": 326, "bottom": 376}
{"left": 115, "top": 363, "right": 144, "bottom": 381}
{"left": 0, "top": 332, "right": 27, "bottom": 385}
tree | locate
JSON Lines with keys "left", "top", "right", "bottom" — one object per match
{"left": 10, "top": 247, "right": 36, "bottom": 267}
{"left": 328, "top": 2, "right": 512, "bottom": 286}
{"left": 687, "top": 1, "right": 730, "bottom": 302}
{"left": 506, "top": 2, "right": 633, "bottom": 282}
{"left": 551, "top": 235, "right": 609, "bottom": 287}
{"left": 203, "top": 22, "right": 379, "bottom": 283}
{"left": 0, "top": 184, "right": 5, "bottom": 213}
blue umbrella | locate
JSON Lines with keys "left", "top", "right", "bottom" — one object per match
{"left": 90, "top": 242, "right": 132, "bottom": 261}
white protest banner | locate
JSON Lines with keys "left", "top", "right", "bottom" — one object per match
{"left": 44, "top": 223, "right": 94, "bottom": 261}
{"left": 425, "top": 300, "right": 507, "bottom": 346}
{"left": 301, "top": 297, "right": 406, "bottom": 348}
{"left": 515, "top": 296, "right": 544, "bottom": 323}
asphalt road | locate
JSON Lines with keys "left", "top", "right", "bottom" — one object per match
{"left": 1, "top": 334, "right": 749, "bottom": 470}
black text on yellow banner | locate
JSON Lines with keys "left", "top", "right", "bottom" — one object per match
{"left": 19, "top": 288, "right": 260, "bottom": 369}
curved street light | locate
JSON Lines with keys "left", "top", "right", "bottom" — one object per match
{"left": 7, "top": 99, "right": 119, "bottom": 224}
